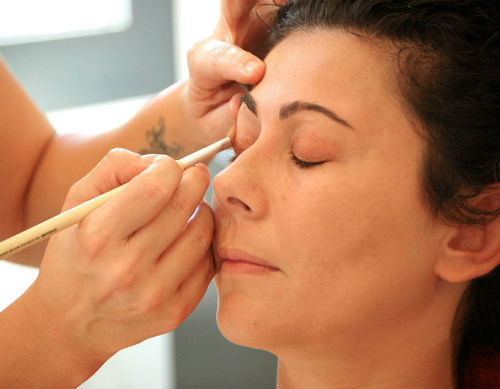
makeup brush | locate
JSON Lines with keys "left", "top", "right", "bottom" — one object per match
{"left": 0, "top": 127, "right": 235, "bottom": 259}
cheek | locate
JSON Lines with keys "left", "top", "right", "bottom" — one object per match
{"left": 272, "top": 169, "right": 438, "bottom": 318}
{"left": 272, "top": 183, "right": 345, "bottom": 286}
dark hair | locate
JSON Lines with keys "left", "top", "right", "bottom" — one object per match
{"left": 266, "top": 0, "right": 500, "bottom": 385}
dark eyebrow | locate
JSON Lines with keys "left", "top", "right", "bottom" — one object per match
{"left": 240, "top": 92, "right": 353, "bottom": 129}
{"left": 280, "top": 101, "right": 353, "bottom": 129}
{"left": 240, "top": 92, "right": 257, "bottom": 115}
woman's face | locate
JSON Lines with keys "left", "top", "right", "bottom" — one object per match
{"left": 212, "top": 30, "right": 448, "bottom": 357}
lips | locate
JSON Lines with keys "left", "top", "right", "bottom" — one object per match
{"left": 217, "top": 247, "right": 280, "bottom": 274}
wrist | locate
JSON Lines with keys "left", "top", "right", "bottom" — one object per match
{"left": 18, "top": 282, "right": 106, "bottom": 387}
{"left": 130, "top": 80, "right": 207, "bottom": 158}
{"left": 173, "top": 79, "right": 211, "bottom": 148}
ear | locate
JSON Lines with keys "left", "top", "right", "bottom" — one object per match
{"left": 435, "top": 189, "right": 500, "bottom": 283}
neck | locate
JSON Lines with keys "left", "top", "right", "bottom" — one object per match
{"left": 276, "top": 337, "right": 455, "bottom": 388}
{"left": 275, "top": 272, "right": 467, "bottom": 388}
{"left": 275, "top": 292, "right": 461, "bottom": 389}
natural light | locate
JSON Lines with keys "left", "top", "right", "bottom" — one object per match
{"left": 0, "top": 0, "right": 132, "bottom": 46}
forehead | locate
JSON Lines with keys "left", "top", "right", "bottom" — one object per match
{"left": 252, "top": 30, "right": 400, "bottom": 124}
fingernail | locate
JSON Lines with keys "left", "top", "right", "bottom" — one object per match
{"left": 195, "top": 163, "right": 210, "bottom": 179}
{"left": 244, "top": 60, "right": 261, "bottom": 74}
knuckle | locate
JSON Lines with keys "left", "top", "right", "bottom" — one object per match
{"left": 104, "top": 148, "right": 125, "bottom": 165}
{"left": 191, "top": 211, "right": 214, "bottom": 248}
{"left": 141, "top": 179, "right": 170, "bottom": 202}
{"left": 76, "top": 219, "right": 113, "bottom": 258}
{"left": 212, "top": 41, "right": 235, "bottom": 57}
{"left": 106, "top": 147, "right": 134, "bottom": 160}
{"left": 152, "top": 155, "right": 182, "bottom": 181}
{"left": 104, "top": 148, "right": 140, "bottom": 171}
{"left": 170, "top": 192, "right": 188, "bottom": 213}
{"left": 182, "top": 168, "right": 210, "bottom": 198}
{"left": 136, "top": 156, "right": 181, "bottom": 201}
{"left": 99, "top": 261, "right": 139, "bottom": 302}
{"left": 210, "top": 42, "right": 237, "bottom": 73}
{"left": 187, "top": 42, "right": 202, "bottom": 67}
{"left": 113, "top": 262, "right": 139, "bottom": 290}
{"left": 104, "top": 147, "right": 139, "bottom": 170}
{"left": 142, "top": 290, "right": 165, "bottom": 314}
{"left": 66, "top": 181, "right": 82, "bottom": 201}
{"left": 190, "top": 165, "right": 210, "bottom": 188}
{"left": 162, "top": 155, "right": 183, "bottom": 174}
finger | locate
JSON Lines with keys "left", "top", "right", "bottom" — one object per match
{"left": 129, "top": 163, "right": 211, "bottom": 261}
{"left": 64, "top": 149, "right": 154, "bottom": 210}
{"left": 222, "top": 0, "right": 257, "bottom": 22}
{"left": 223, "top": 0, "right": 286, "bottom": 22}
{"left": 218, "top": 0, "right": 282, "bottom": 51}
{"left": 224, "top": 0, "right": 284, "bottom": 26}
{"left": 194, "top": 100, "right": 237, "bottom": 142}
{"left": 209, "top": 83, "right": 246, "bottom": 108}
{"left": 79, "top": 155, "right": 183, "bottom": 241}
{"left": 188, "top": 40, "right": 265, "bottom": 88}
{"left": 191, "top": 83, "right": 245, "bottom": 120}
{"left": 230, "top": 92, "right": 244, "bottom": 120}
{"left": 174, "top": 250, "right": 214, "bottom": 317}
{"left": 147, "top": 251, "right": 214, "bottom": 336}
{"left": 155, "top": 202, "right": 214, "bottom": 288}
{"left": 202, "top": 92, "right": 243, "bottom": 132}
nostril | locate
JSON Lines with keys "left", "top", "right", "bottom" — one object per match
{"left": 227, "top": 196, "right": 251, "bottom": 212}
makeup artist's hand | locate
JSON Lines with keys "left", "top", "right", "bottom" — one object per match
{"left": 186, "top": 0, "right": 281, "bottom": 143}
{"left": 14, "top": 149, "right": 214, "bottom": 385}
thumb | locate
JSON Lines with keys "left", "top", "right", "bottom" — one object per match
{"left": 188, "top": 40, "right": 265, "bottom": 89}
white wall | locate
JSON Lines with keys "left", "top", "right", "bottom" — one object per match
{"left": 172, "top": 0, "right": 220, "bottom": 80}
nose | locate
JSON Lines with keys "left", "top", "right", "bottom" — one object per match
{"left": 212, "top": 151, "right": 268, "bottom": 219}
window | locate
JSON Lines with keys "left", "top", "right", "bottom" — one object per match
{"left": 0, "top": 0, "right": 174, "bottom": 110}
{"left": 0, "top": 0, "right": 132, "bottom": 46}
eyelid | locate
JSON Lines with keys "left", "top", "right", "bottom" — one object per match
{"left": 234, "top": 110, "right": 260, "bottom": 157}
{"left": 229, "top": 148, "right": 326, "bottom": 169}
{"left": 233, "top": 110, "right": 332, "bottom": 170}
{"left": 289, "top": 152, "right": 326, "bottom": 169}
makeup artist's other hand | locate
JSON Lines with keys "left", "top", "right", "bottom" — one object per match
{"left": 186, "top": 0, "right": 281, "bottom": 143}
{"left": 19, "top": 149, "right": 214, "bottom": 379}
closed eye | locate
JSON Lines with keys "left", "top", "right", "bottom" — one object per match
{"left": 228, "top": 151, "right": 326, "bottom": 168}
{"left": 290, "top": 152, "right": 326, "bottom": 169}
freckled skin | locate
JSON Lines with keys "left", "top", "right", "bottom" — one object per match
{"left": 211, "top": 30, "right": 456, "bottom": 387}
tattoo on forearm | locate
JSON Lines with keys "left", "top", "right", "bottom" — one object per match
{"left": 139, "top": 117, "right": 182, "bottom": 157}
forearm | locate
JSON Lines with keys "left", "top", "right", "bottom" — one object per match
{"left": 0, "top": 56, "right": 56, "bottom": 249}
{"left": 0, "top": 285, "right": 103, "bottom": 388}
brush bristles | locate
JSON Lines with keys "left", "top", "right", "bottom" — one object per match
{"left": 226, "top": 125, "right": 236, "bottom": 146}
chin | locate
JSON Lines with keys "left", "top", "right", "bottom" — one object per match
{"left": 216, "top": 291, "right": 260, "bottom": 347}
{"left": 215, "top": 289, "right": 278, "bottom": 352}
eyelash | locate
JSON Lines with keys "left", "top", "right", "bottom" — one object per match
{"left": 289, "top": 152, "right": 326, "bottom": 169}
{"left": 228, "top": 151, "right": 325, "bottom": 169}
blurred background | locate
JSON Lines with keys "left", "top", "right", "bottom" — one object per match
{"left": 0, "top": 0, "right": 276, "bottom": 387}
